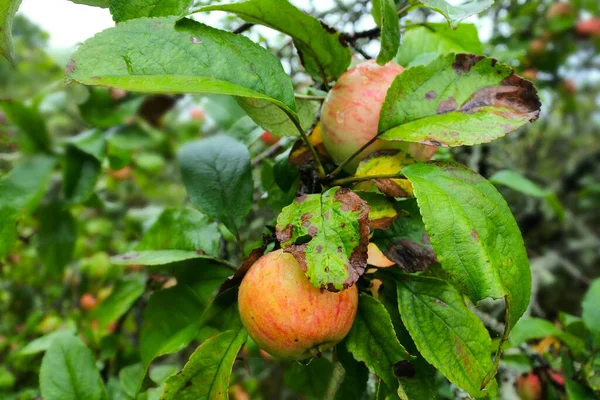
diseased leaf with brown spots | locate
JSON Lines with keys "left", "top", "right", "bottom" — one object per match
{"left": 355, "top": 150, "right": 416, "bottom": 197}
{"left": 372, "top": 199, "right": 437, "bottom": 273}
{"left": 161, "top": 328, "right": 247, "bottom": 400}
{"left": 378, "top": 53, "right": 541, "bottom": 146}
{"left": 276, "top": 187, "right": 370, "bottom": 291}
{"left": 396, "top": 275, "right": 493, "bottom": 398}
{"left": 356, "top": 192, "right": 399, "bottom": 230}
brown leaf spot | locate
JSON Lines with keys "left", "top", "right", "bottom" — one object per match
{"left": 66, "top": 59, "right": 76, "bottom": 74}
{"left": 425, "top": 90, "right": 437, "bottom": 100}
{"left": 370, "top": 214, "right": 398, "bottom": 230}
{"left": 383, "top": 239, "right": 437, "bottom": 273}
{"left": 374, "top": 179, "right": 412, "bottom": 198}
{"left": 296, "top": 194, "right": 308, "bottom": 204}
{"left": 316, "top": 245, "right": 323, "bottom": 253}
{"left": 276, "top": 224, "right": 294, "bottom": 244}
{"left": 471, "top": 229, "right": 480, "bottom": 242}
{"left": 308, "top": 225, "right": 318, "bottom": 236}
{"left": 195, "top": 249, "right": 206, "bottom": 255}
{"left": 434, "top": 298, "right": 447, "bottom": 307}
{"left": 436, "top": 97, "right": 458, "bottom": 114}
{"left": 337, "top": 247, "right": 342, "bottom": 252}
{"left": 452, "top": 53, "right": 485, "bottom": 75}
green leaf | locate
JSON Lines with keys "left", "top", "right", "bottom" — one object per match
{"left": 140, "top": 285, "right": 205, "bottom": 366}
{"left": 199, "top": 287, "right": 242, "bottom": 333}
{"left": 90, "top": 276, "right": 145, "bottom": 331}
{"left": 162, "top": 328, "right": 247, "bottom": 400}
{"left": 69, "top": 0, "right": 108, "bottom": 7}
{"left": 118, "top": 363, "right": 146, "bottom": 399}
{"left": 396, "top": 275, "right": 492, "bottom": 397}
{"left": 67, "top": 17, "right": 297, "bottom": 118}
{"left": 199, "top": 0, "right": 351, "bottom": 83}
{"left": 284, "top": 357, "right": 333, "bottom": 398}
{"left": 402, "top": 162, "right": 530, "bottom": 332}
{"left": 418, "top": 0, "right": 493, "bottom": 29}
{"left": 276, "top": 187, "right": 371, "bottom": 290}
{"left": 0, "top": 0, "right": 22, "bottom": 64}
{"left": 396, "top": 357, "right": 437, "bottom": 400}
{"left": 111, "top": 249, "right": 226, "bottom": 266}
{"left": 237, "top": 97, "right": 318, "bottom": 137}
{"left": 109, "top": 0, "right": 194, "bottom": 22}
{"left": 136, "top": 207, "right": 221, "bottom": 257}
{"left": 78, "top": 87, "right": 143, "bottom": 129}
{"left": 17, "top": 330, "right": 76, "bottom": 356}
{"left": 0, "top": 101, "right": 51, "bottom": 153}
{"left": 355, "top": 150, "right": 416, "bottom": 198}
{"left": 0, "top": 155, "right": 56, "bottom": 212}
{"left": 372, "top": 199, "right": 436, "bottom": 272}
{"left": 335, "top": 343, "right": 369, "bottom": 400}
{"left": 376, "top": 0, "right": 400, "bottom": 65}
{"left": 0, "top": 207, "right": 17, "bottom": 259}
{"left": 378, "top": 53, "right": 541, "bottom": 147}
{"left": 39, "top": 332, "right": 108, "bottom": 400}
{"left": 509, "top": 317, "right": 585, "bottom": 356}
{"left": 178, "top": 135, "right": 252, "bottom": 235}
{"left": 64, "top": 129, "right": 106, "bottom": 204}
{"left": 346, "top": 294, "right": 413, "bottom": 387}
{"left": 396, "top": 23, "right": 483, "bottom": 67}
{"left": 582, "top": 278, "right": 600, "bottom": 348}
{"left": 37, "top": 203, "right": 77, "bottom": 277}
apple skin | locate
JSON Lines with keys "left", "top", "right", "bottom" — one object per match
{"left": 516, "top": 373, "right": 542, "bottom": 400}
{"left": 238, "top": 249, "right": 358, "bottom": 359}
{"left": 546, "top": 2, "right": 575, "bottom": 19}
{"left": 320, "top": 60, "right": 436, "bottom": 172}
{"left": 576, "top": 18, "right": 600, "bottom": 38}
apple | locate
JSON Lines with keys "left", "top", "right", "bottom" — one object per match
{"left": 260, "top": 131, "right": 280, "bottom": 146}
{"left": 576, "top": 18, "right": 600, "bottom": 38}
{"left": 190, "top": 107, "right": 205, "bottom": 121}
{"left": 238, "top": 249, "right": 358, "bottom": 359}
{"left": 320, "top": 60, "right": 436, "bottom": 172}
{"left": 516, "top": 373, "right": 542, "bottom": 400}
{"left": 80, "top": 293, "right": 98, "bottom": 311}
{"left": 546, "top": 2, "right": 575, "bottom": 19}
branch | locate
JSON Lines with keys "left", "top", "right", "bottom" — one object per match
{"left": 233, "top": 22, "right": 254, "bottom": 34}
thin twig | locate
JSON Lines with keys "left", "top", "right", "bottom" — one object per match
{"left": 330, "top": 173, "right": 404, "bottom": 186}
{"left": 233, "top": 22, "right": 255, "bottom": 34}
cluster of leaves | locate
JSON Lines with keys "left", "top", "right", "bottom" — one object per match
{"left": 1, "top": 0, "right": 599, "bottom": 399}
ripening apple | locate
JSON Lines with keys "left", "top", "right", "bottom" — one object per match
{"left": 320, "top": 60, "right": 436, "bottom": 172}
{"left": 80, "top": 293, "right": 98, "bottom": 311}
{"left": 516, "top": 373, "right": 542, "bottom": 400}
{"left": 575, "top": 17, "right": 600, "bottom": 38}
{"left": 190, "top": 107, "right": 205, "bottom": 121}
{"left": 260, "top": 131, "right": 279, "bottom": 146}
{"left": 546, "top": 2, "right": 575, "bottom": 20}
{"left": 238, "top": 250, "right": 358, "bottom": 359}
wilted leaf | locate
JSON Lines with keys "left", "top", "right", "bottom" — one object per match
{"left": 199, "top": 0, "right": 351, "bottom": 82}
{"left": 396, "top": 23, "right": 483, "bottom": 67}
{"left": 402, "top": 162, "right": 530, "bottom": 332}
{"left": 356, "top": 192, "right": 398, "bottom": 230}
{"left": 418, "top": 0, "right": 493, "bottom": 29}
{"left": 372, "top": 199, "right": 436, "bottom": 273}
{"left": 356, "top": 150, "right": 415, "bottom": 197}
{"left": 162, "top": 328, "right": 247, "bottom": 400}
{"left": 346, "top": 294, "right": 413, "bottom": 387}
{"left": 276, "top": 187, "right": 370, "bottom": 291}
{"left": 376, "top": 0, "right": 400, "bottom": 65}
{"left": 379, "top": 53, "right": 541, "bottom": 147}
{"left": 0, "top": 0, "right": 22, "bottom": 63}
{"left": 109, "top": 0, "right": 194, "bottom": 22}
{"left": 39, "top": 332, "right": 108, "bottom": 400}
{"left": 178, "top": 135, "right": 253, "bottom": 235}
{"left": 396, "top": 275, "right": 493, "bottom": 397}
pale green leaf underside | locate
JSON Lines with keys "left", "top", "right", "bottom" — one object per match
{"left": 397, "top": 275, "right": 492, "bottom": 397}
{"left": 162, "top": 328, "right": 247, "bottom": 400}
{"left": 237, "top": 97, "right": 318, "bottom": 137}
{"left": 402, "top": 162, "right": 530, "bottom": 332}
{"left": 111, "top": 250, "right": 223, "bottom": 266}
{"left": 346, "top": 294, "right": 412, "bottom": 387}
{"left": 199, "top": 0, "right": 351, "bottom": 82}
{"left": 418, "top": 0, "right": 493, "bottom": 29}
{"left": 0, "top": 0, "right": 22, "bottom": 63}
{"left": 67, "top": 17, "right": 297, "bottom": 116}
{"left": 379, "top": 53, "right": 540, "bottom": 147}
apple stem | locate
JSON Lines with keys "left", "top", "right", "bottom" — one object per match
{"left": 325, "top": 135, "right": 381, "bottom": 179}
{"left": 295, "top": 93, "right": 327, "bottom": 101}
{"left": 289, "top": 114, "right": 327, "bottom": 179}
{"left": 330, "top": 173, "right": 405, "bottom": 187}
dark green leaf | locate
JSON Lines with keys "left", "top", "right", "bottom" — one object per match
{"left": 0, "top": 207, "right": 17, "bottom": 259}
{"left": 582, "top": 278, "right": 600, "bottom": 348}
{"left": 346, "top": 294, "right": 413, "bottom": 387}
{"left": 0, "top": 0, "right": 22, "bottom": 63}
{"left": 276, "top": 187, "right": 371, "bottom": 290}
{"left": 111, "top": 250, "right": 226, "bottom": 266}
{"left": 0, "top": 155, "right": 56, "bottom": 212}
{"left": 39, "top": 332, "right": 108, "bottom": 400}
{"left": 136, "top": 207, "right": 221, "bottom": 258}
{"left": 284, "top": 357, "right": 333, "bottom": 398}
{"left": 418, "top": 0, "right": 493, "bottom": 29}
{"left": 37, "top": 202, "right": 77, "bottom": 277}
{"left": 178, "top": 135, "right": 252, "bottom": 235}
{"left": 90, "top": 276, "right": 145, "bottom": 331}
{"left": 396, "top": 23, "right": 483, "bottom": 67}
{"left": 335, "top": 343, "right": 369, "bottom": 400}
{"left": 199, "top": 0, "right": 351, "bottom": 82}
{"left": 109, "top": 0, "right": 194, "bottom": 22}
{"left": 396, "top": 275, "right": 492, "bottom": 397}
{"left": 162, "top": 328, "right": 247, "bottom": 400}
{"left": 0, "top": 101, "right": 50, "bottom": 152}
{"left": 402, "top": 162, "right": 530, "bottom": 332}
{"left": 379, "top": 54, "right": 540, "bottom": 147}
{"left": 376, "top": 0, "right": 400, "bottom": 65}
{"left": 140, "top": 285, "right": 205, "bottom": 366}
{"left": 67, "top": 17, "right": 297, "bottom": 117}
{"left": 78, "top": 87, "right": 142, "bottom": 129}
{"left": 199, "top": 287, "right": 242, "bottom": 333}
{"left": 273, "top": 149, "right": 298, "bottom": 192}
{"left": 63, "top": 129, "right": 106, "bottom": 204}
{"left": 118, "top": 363, "right": 145, "bottom": 399}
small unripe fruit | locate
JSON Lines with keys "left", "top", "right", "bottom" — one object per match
{"left": 238, "top": 250, "right": 358, "bottom": 359}
{"left": 260, "top": 131, "right": 279, "bottom": 146}
{"left": 576, "top": 18, "right": 600, "bottom": 38}
{"left": 516, "top": 373, "right": 542, "bottom": 400}
{"left": 80, "top": 293, "right": 98, "bottom": 311}
{"left": 320, "top": 60, "right": 436, "bottom": 172}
